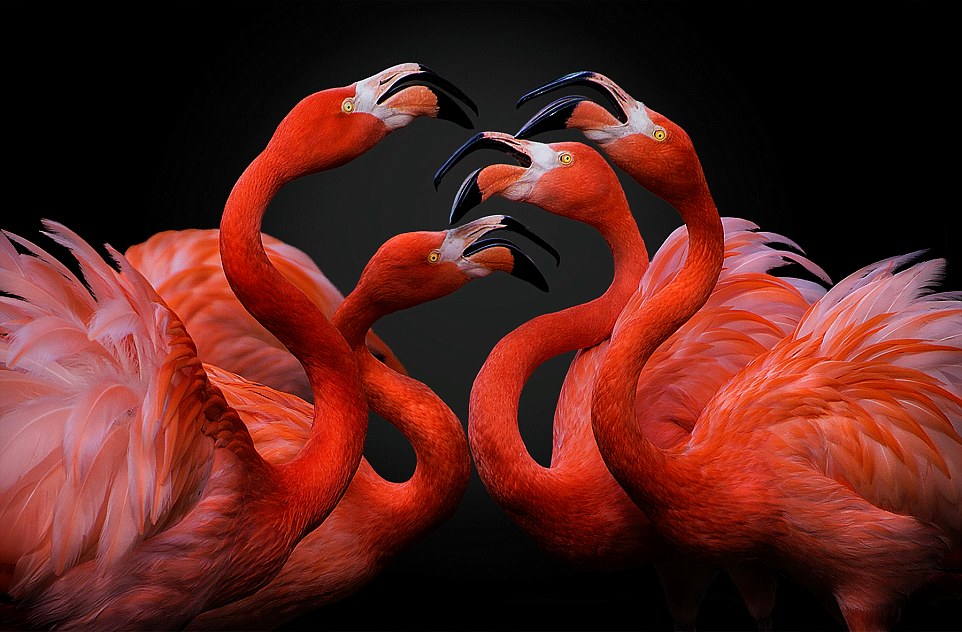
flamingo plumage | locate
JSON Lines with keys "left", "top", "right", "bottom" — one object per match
{"left": 433, "top": 129, "right": 829, "bottom": 628}
{"left": 565, "top": 85, "right": 962, "bottom": 631}
{"left": 125, "top": 228, "right": 406, "bottom": 401}
{"left": 0, "top": 62, "right": 477, "bottom": 630}
{"left": 187, "top": 214, "right": 554, "bottom": 629}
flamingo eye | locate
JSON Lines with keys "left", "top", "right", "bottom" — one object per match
{"left": 559, "top": 152, "right": 573, "bottom": 165}
{"left": 342, "top": 98, "right": 356, "bottom": 114}
{"left": 427, "top": 250, "right": 441, "bottom": 264}
{"left": 653, "top": 128, "right": 667, "bottom": 142}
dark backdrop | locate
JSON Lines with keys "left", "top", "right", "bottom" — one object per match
{"left": 4, "top": 1, "right": 958, "bottom": 630}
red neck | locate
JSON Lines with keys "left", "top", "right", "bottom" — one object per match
{"left": 332, "top": 288, "right": 471, "bottom": 550}
{"left": 219, "top": 151, "right": 367, "bottom": 537}
{"left": 468, "top": 188, "right": 648, "bottom": 517}
{"left": 591, "top": 180, "right": 724, "bottom": 518}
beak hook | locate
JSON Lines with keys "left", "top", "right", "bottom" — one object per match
{"left": 434, "top": 132, "right": 533, "bottom": 191}
{"left": 516, "top": 70, "right": 629, "bottom": 124}
{"left": 376, "top": 64, "right": 478, "bottom": 129}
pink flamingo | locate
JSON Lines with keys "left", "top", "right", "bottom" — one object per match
{"left": 0, "top": 62, "right": 477, "bottom": 629}
{"left": 187, "top": 214, "right": 554, "bottom": 630}
{"left": 564, "top": 86, "right": 962, "bottom": 631}
{"left": 125, "top": 228, "right": 406, "bottom": 401}
{"left": 433, "top": 130, "right": 829, "bottom": 629}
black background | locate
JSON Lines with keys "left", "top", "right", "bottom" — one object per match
{"left": 4, "top": 1, "right": 959, "bottom": 630}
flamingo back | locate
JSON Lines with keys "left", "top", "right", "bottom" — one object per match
{"left": 126, "top": 229, "right": 404, "bottom": 401}
{"left": 629, "top": 218, "right": 832, "bottom": 443}
{"left": 0, "top": 222, "right": 215, "bottom": 598}
{"left": 696, "top": 253, "right": 962, "bottom": 535}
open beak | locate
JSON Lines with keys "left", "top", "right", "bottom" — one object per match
{"left": 446, "top": 215, "right": 560, "bottom": 292}
{"left": 434, "top": 131, "right": 550, "bottom": 225}
{"left": 359, "top": 63, "right": 477, "bottom": 130}
{"left": 514, "top": 70, "right": 633, "bottom": 139}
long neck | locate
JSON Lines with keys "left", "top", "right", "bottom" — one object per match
{"left": 591, "top": 181, "right": 724, "bottom": 518}
{"left": 219, "top": 153, "right": 367, "bottom": 536}
{"left": 468, "top": 189, "right": 648, "bottom": 517}
{"left": 332, "top": 292, "right": 471, "bottom": 552}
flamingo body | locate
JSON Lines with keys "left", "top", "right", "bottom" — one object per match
{"left": 187, "top": 215, "right": 549, "bottom": 629}
{"left": 523, "top": 72, "right": 962, "bottom": 629}
{"left": 437, "top": 132, "right": 829, "bottom": 627}
{"left": 0, "top": 62, "right": 478, "bottom": 630}
{"left": 630, "top": 253, "right": 962, "bottom": 628}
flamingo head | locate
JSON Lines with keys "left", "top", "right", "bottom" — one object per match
{"left": 434, "top": 132, "right": 624, "bottom": 228}
{"left": 514, "top": 71, "right": 703, "bottom": 203}
{"left": 352, "top": 215, "right": 557, "bottom": 316}
{"left": 265, "top": 62, "right": 476, "bottom": 177}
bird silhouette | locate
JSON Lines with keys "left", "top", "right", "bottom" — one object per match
{"left": 0, "top": 62, "right": 477, "bottom": 630}
{"left": 186, "top": 214, "right": 554, "bottom": 629}
{"left": 125, "top": 228, "right": 406, "bottom": 401}
{"left": 574, "top": 86, "right": 962, "bottom": 631}
{"left": 434, "top": 129, "right": 829, "bottom": 629}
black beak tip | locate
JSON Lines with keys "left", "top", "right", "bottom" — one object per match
{"left": 433, "top": 132, "right": 487, "bottom": 191}
{"left": 434, "top": 90, "right": 475, "bottom": 130}
{"left": 516, "top": 70, "right": 596, "bottom": 109}
{"left": 450, "top": 169, "right": 483, "bottom": 225}
{"left": 499, "top": 216, "right": 562, "bottom": 267}
{"left": 511, "top": 250, "right": 550, "bottom": 292}
{"left": 515, "top": 95, "right": 587, "bottom": 140}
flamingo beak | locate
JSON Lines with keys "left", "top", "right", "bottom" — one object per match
{"left": 514, "top": 95, "right": 590, "bottom": 139}
{"left": 373, "top": 63, "right": 478, "bottom": 129}
{"left": 433, "top": 132, "right": 535, "bottom": 224}
{"left": 448, "top": 215, "right": 558, "bottom": 292}
{"left": 516, "top": 70, "right": 631, "bottom": 124}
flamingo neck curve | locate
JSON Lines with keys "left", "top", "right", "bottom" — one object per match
{"left": 591, "top": 179, "right": 724, "bottom": 518}
{"left": 332, "top": 282, "right": 471, "bottom": 551}
{"left": 468, "top": 187, "right": 648, "bottom": 517}
{"left": 219, "top": 151, "right": 367, "bottom": 538}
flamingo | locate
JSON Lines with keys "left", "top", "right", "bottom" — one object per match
{"left": 433, "top": 130, "right": 829, "bottom": 629}
{"left": 0, "top": 62, "right": 477, "bottom": 630}
{"left": 186, "top": 214, "right": 555, "bottom": 630}
{"left": 517, "top": 70, "right": 962, "bottom": 625}
{"left": 123, "top": 61, "right": 480, "bottom": 400}
{"left": 546, "top": 86, "right": 962, "bottom": 630}
{"left": 125, "top": 229, "right": 406, "bottom": 401}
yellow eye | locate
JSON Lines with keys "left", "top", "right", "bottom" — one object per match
{"left": 653, "top": 128, "right": 666, "bottom": 142}
{"left": 559, "top": 152, "right": 573, "bottom": 165}
{"left": 427, "top": 250, "right": 440, "bottom": 264}
{"left": 342, "top": 98, "right": 355, "bottom": 114}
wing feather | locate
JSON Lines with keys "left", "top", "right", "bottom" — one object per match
{"left": 0, "top": 222, "right": 216, "bottom": 597}
{"left": 696, "top": 254, "right": 962, "bottom": 533}
{"left": 630, "top": 219, "right": 827, "bottom": 438}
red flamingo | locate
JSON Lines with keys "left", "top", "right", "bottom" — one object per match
{"left": 186, "top": 214, "right": 554, "bottom": 629}
{"left": 125, "top": 229, "right": 406, "bottom": 401}
{"left": 433, "top": 131, "right": 829, "bottom": 629}
{"left": 562, "top": 87, "right": 962, "bottom": 631}
{"left": 123, "top": 61, "right": 480, "bottom": 400}
{"left": 0, "top": 62, "right": 476, "bottom": 629}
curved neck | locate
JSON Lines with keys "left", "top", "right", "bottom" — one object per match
{"left": 333, "top": 295, "right": 470, "bottom": 549}
{"left": 219, "top": 152, "right": 367, "bottom": 535}
{"left": 591, "top": 182, "right": 724, "bottom": 517}
{"left": 469, "top": 189, "right": 648, "bottom": 515}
